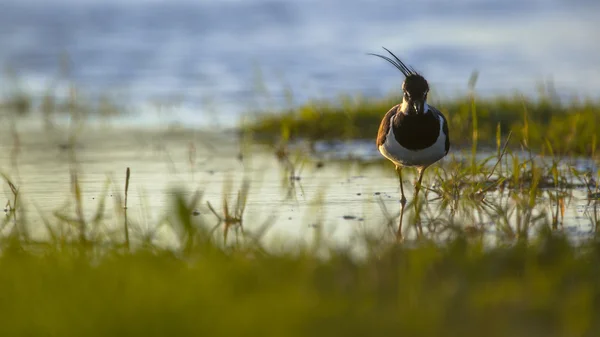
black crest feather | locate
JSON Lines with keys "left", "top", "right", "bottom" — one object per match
{"left": 367, "top": 47, "right": 418, "bottom": 77}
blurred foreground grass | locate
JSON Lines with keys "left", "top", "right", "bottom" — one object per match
{"left": 2, "top": 214, "right": 600, "bottom": 336}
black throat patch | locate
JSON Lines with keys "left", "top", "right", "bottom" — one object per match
{"left": 392, "top": 110, "right": 440, "bottom": 150}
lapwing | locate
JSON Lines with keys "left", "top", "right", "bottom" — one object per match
{"left": 369, "top": 47, "right": 450, "bottom": 240}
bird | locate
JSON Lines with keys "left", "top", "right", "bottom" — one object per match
{"left": 369, "top": 47, "right": 450, "bottom": 240}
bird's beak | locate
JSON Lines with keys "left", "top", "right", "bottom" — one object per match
{"left": 413, "top": 100, "right": 425, "bottom": 115}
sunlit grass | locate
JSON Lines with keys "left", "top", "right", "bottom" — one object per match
{"left": 244, "top": 80, "right": 600, "bottom": 156}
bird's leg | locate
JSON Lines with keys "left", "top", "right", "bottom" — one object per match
{"left": 414, "top": 167, "right": 427, "bottom": 237}
{"left": 395, "top": 165, "right": 406, "bottom": 242}
{"left": 415, "top": 167, "right": 426, "bottom": 201}
{"left": 396, "top": 166, "right": 407, "bottom": 205}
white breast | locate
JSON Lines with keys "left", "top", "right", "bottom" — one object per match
{"left": 378, "top": 113, "right": 447, "bottom": 168}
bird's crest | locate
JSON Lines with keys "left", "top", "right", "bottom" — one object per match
{"left": 367, "top": 47, "right": 419, "bottom": 78}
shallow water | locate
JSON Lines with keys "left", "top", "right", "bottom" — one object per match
{"left": 0, "top": 123, "right": 598, "bottom": 250}
{"left": 0, "top": 122, "right": 404, "bottom": 248}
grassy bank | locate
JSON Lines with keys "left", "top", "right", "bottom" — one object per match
{"left": 245, "top": 88, "right": 600, "bottom": 156}
{"left": 2, "top": 73, "right": 599, "bottom": 156}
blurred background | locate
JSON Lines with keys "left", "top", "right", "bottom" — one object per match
{"left": 1, "top": 0, "right": 599, "bottom": 128}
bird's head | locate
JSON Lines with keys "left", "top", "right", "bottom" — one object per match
{"left": 402, "top": 74, "right": 429, "bottom": 115}
{"left": 368, "top": 47, "right": 429, "bottom": 115}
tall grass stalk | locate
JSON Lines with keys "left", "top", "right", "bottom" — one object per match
{"left": 70, "top": 169, "right": 86, "bottom": 244}
{"left": 124, "top": 167, "right": 131, "bottom": 252}
{"left": 470, "top": 92, "right": 478, "bottom": 176}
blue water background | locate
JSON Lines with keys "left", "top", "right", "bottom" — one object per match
{"left": 1, "top": 0, "right": 599, "bottom": 126}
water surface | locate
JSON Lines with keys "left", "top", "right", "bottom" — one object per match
{"left": 1, "top": 123, "right": 597, "bottom": 250}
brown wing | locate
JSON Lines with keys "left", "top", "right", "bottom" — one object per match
{"left": 376, "top": 104, "right": 400, "bottom": 148}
